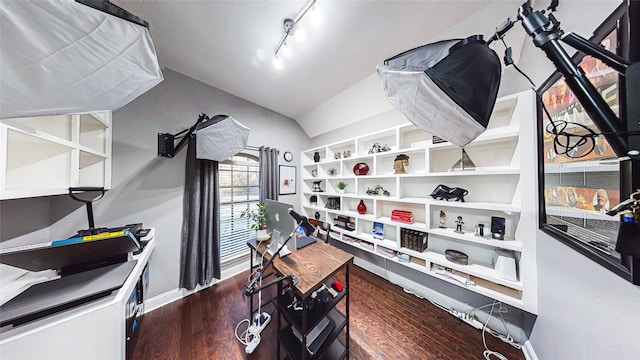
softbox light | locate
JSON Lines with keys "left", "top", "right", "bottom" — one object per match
{"left": 377, "top": 35, "right": 501, "bottom": 147}
{"left": 0, "top": 0, "right": 163, "bottom": 119}
{"left": 195, "top": 115, "right": 250, "bottom": 161}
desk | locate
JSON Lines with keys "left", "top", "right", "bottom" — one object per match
{"left": 248, "top": 239, "right": 353, "bottom": 359}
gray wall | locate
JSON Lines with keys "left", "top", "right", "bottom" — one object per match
{"left": 104, "top": 69, "right": 309, "bottom": 298}
{"left": 1, "top": 69, "right": 310, "bottom": 300}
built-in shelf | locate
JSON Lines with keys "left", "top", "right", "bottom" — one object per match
{"left": 302, "top": 90, "right": 538, "bottom": 314}
{"left": 1, "top": 112, "right": 112, "bottom": 199}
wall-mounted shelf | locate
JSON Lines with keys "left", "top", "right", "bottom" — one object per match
{"left": 301, "top": 90, "right": 538, "bottom": 313}
{"left": 0, "top": 112, "right": 112, "bottom": 200}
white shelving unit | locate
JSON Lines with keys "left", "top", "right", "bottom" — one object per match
{"left": 0, "top": 112, "right": 112, "bottom": 200}
{"left": 301, "top": 90, "right": 538, "bottom": 314}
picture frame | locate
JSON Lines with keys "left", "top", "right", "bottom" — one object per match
{"left": 537, "top": 4, "right": 630, "bottom": 280}
{"left": 279, "top": 165, "right": 296, "bottom": 195}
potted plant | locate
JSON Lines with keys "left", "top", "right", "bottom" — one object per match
{"left": 240, "top": 203, "right": 268, "bottom": 240}
{"left": 337, "top": 182, "right": 348, "bottom": 194}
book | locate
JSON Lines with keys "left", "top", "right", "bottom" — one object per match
{"left": 372, "top": 222, "right": 384, "bottom": 240}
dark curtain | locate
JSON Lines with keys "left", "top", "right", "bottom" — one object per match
{"left": 259, "top": 146, "right": 279, "bottom": 203}
{"left": 179, "top": 136, "right": 221, "bottom": 290}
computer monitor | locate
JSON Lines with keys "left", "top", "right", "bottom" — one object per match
{"left": 265, "top": 200, "right": 317, "bottom": 254}
{"left": 265, "top": 199, "right": 296, "bottom": 247}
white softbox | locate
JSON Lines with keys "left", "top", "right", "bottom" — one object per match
{"left": 378, "top": 35, "right": 501, "bottom": 147}
{"left": 0, "top": 0, "right": 163, "bottom": 118}
{"left": 196, "top": 115, "right": 250, "bottom": 161}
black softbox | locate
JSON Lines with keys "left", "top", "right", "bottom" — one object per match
{"left": 377, "top": 35, "right": 501, "bottom": 147}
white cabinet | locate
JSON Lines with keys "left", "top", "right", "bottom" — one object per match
{"left": 0, "top": 112, "right": 112, "bottom": 199}
{"left": 301, "top": 90, "right": 538, "bottom": 314}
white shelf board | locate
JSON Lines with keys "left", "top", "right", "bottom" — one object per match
{"left": 426, "top": 252, "right": 523, "bottom": 291}
{"left": 427, "top": 200, "right": 521, "bottom": 213}
{"left": 428, "top": 269, "right": 524, "bottom": 309}
{"left": 429, "top": 126, "right": 519, "bottom": 149}
{"left": 377, "top": 216, "right": 427, "bottom": 230}
{"left": 427, "top": 227, "right": 523, "bottom": 251}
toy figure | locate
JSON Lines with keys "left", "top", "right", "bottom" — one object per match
{"left": 455, "top": 216, "right": 464, "bottom": 233}
{"left": 439, "top": 211, "right": 446, "bottom": 228}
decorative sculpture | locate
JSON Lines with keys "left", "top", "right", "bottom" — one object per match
{"left": 393, "top": 154, "right": 410, "bottom": 174}
{"left": 368, "top": 142, "right": 391, "bottom": 154}
{"left": 430, "top": 184, "right": 468, "bottom": 202}
{"left": 366, "top": 185, "right": 390, "bottom": 197}
{"left": 312, "top": 181, "right": 323, "bottom": 192}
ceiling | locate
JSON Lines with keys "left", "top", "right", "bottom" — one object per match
{"left": 112, "top": 0, "right": 522, "bottom": 137}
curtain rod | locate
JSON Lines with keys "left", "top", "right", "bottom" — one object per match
{"left": 245, "top": 146, "right": 280, "bottom": 152}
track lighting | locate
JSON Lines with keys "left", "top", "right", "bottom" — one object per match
{"left": 274, "top": 0, "right": 316, "bottom": 57}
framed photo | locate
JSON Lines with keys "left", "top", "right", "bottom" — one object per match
{"left": 279, "top": 165, "right": 296, "bottom": 195}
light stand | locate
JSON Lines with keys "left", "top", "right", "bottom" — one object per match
{"left": 243, "top": 209, "right": 317, "bottom": 298}
{"left": 490, "top": 0, "right": 640, "bottom": 284}
{"left": 240, "top": 210, "right": 317, "bottom": 353}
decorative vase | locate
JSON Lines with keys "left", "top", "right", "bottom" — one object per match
{"left": 353, "top": 162, "right": 369, "bottom": 176}
{"left": 357, "top": 200, "right": 367, "bottom": 214}
{"left": 313, "top": 151, "right": 320, "bottom": 163}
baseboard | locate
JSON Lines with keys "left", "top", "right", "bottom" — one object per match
{"left": 523, "top": 340, "right": 539, "bottom": 360}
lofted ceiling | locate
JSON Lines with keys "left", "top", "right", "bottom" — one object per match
{"left": 112, "top": 0, "right": 527, "bottom": 137}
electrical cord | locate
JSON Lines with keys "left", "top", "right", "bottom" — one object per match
{"left": 482, "top": 301, "right": 509, "bottom": 360}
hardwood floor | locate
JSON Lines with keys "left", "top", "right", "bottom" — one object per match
{"left": 130, "top": 265, "right": 525, "bottom": 359}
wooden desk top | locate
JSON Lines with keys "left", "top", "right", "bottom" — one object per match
{"left": 251, "top": 240, "right": 353, "bottom": 299}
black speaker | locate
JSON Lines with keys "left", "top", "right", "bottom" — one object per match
{"left": 491, "top": 216, "right": 506, "bottom": 240}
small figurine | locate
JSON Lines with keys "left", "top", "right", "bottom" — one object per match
{"left": 393, "top": 154, "right": 410, "bottom": 174}
{"left": 455, "top": 216, "right": 464, "bottom": 233}
{"left": 343, "top": 150, "right": 352, "bottom": 158}
{"left": 311, "top": 169, "right": 318, "bottom": 178}
{"left": 312, "top": 181, "right": 323, "bottom": 192}
{"left": 439, "top": 211, "right": 446, "bottom": 228}
{"left": 475, "top": 223, "right": 485, "bottom": 237}
{"left": 368, "top": 142, "right": 391, "bottom": 154}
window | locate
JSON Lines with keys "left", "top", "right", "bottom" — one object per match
{"left": 219, "top": 154, "right": 259, "bottom": 261}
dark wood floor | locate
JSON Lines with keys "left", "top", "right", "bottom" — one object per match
{"left": 130, "top": 265, "right": 525, "bottom": 359}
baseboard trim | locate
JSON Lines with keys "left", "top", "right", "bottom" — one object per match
{"left": 523, "top": 340, "right": 538, "bottom": 360}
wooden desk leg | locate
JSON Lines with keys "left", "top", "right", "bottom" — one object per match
{"left": 277, "top": 279, "right": 281, "bottom": 360}
{"left": 249, "top": 247, "right": 255, "bottom": 330}
{"left": 346, "top": 263, "right": 350, "bottom": 358}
